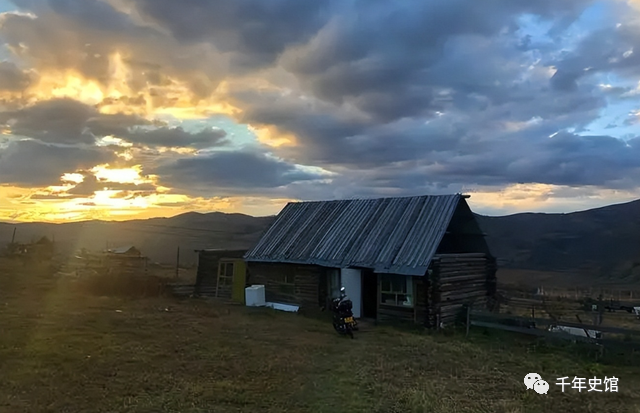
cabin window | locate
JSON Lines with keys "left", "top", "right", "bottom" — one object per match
{"left": 380, "top": 274, "right": 413, "bottom": 307}
{"left": 278, "top": 267, "right": 296, "bottom": 294}
{"left": 218, "top": 261, "right": 234, "bottom": 286}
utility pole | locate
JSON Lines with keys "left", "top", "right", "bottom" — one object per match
{"left": 11, "top": 227, "right": 16, "bottom": 244}
{"left": 175, "top": 247, "right": 180, "bottom": 279}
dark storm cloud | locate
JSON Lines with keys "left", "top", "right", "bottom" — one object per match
{"left": 0, "top": 98, "right": 143, "bottom": 144}
{"left": 122, "top": 126, "right": 228, "bottom": 149}
{"left": 549, "top": 22, "right": 640, "bottom": 90}
{"left": 127, "top": 0, "right": 335, "bottom": 70}
{"left": 0, "top": 98, "right": 229, "bottom": 148}
{"left": 231, "top": 84, "right": 604, "bottom": 169}
{"left": 277, "top": 0, "right": 595, "bottom": 122}
{"left": 414, "top": 132, "right": 640, "bottom": 188}
{"left": 0, "top": 61, "right": 35, "bottom": 91}
{"left": 153, "top": 150, "right": 325, "bottom": 191}
{"left": 0, "top": 139, "right": 116, "bottom": 186}
{"left": 3, "top": 0, "right": 640, "bottom": 199}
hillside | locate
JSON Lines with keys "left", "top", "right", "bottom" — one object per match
{"left": 476, "top": 198, "right": 640, "bottom": 280}
{"left": 2, "top": 198, "right": 640, "bottom": 280}
{"left": 0, "top": 212, "right": 276, "bottom": 266}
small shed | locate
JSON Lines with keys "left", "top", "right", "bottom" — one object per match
{"left": 6, "top": 236, "right": 54, "bottom": 262}
{"left": 104, "top": 245, "right": 147, "bottom": 275}
{"left": 194, "top": 249, "right": 248, "bottom": 302}
{"left": 107, "top": 245, "right": 142, "bottom": 256}
{"left": 244, "top": 194, "right": 497, "bottom": 327}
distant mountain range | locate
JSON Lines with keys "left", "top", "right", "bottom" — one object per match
{"left": 2, "top": 199, "right": 639, "bottom": 281}
{"left": 0, "top": 212, "right": 275, "bottom": 267}
{"left": 475, "top": 199, "right": 640, "bottom": 282}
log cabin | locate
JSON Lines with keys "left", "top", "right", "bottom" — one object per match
{"left": 243, "top": 194, "right": 497, "bottom": 327}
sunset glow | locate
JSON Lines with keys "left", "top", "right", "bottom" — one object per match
{"left": 0, "top": 0, "right": 639, "bottom": 223}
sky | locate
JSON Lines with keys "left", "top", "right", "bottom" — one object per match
{"left": 0, "top": 0, "right": 640, "bottom": 222}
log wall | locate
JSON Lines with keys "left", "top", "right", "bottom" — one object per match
{"left": 241, "top": 253, "right": 497, "bottom": 328}
{"left": 195, "top": 250, "right": 246, "bottom": 297}
{"left": 429, "top": 253, "right": 496, "bottom": 327}
{"left": 246, "top": 262, "right": 324, "bottom": 309}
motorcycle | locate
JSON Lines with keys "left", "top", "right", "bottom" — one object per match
{"left": 326, "top": 287, "right": 358, "bottom": 338}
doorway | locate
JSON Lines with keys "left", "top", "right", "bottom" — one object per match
{"left": 341, "top": 268, "right": 362, "bottom": 318}
{"left": 361, "top": 269, "right": 377, "bottom": 319}
{"left": 232, "top": 260, "right": 246, "bottom": 304}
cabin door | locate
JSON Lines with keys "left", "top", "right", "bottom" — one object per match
{"left": 232, "top": 260, "right": 246, "bottom": 304}
{"left": 361, "top": 269, "right": 377, "bottom": 319}
{"left": 341, "top": 268, "right": 362, "bottom": 318}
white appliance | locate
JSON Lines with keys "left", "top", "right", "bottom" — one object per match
{"left": 340, "top": 268, "right": 362, "bottom": 318}
{"left": 245, "top": 285, "right": 266, "bottom": 307}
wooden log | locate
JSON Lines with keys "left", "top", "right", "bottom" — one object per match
{"left": 438, "top": 269, "right": 487, "bottom": 276}
{"left": 438, "top": 263, "right": 487, "bottom": 269}
{"left": 438, "top": 297, "right": 486, "bottom": 310}
{"left": 439, "top": 275, "right": 487, "bottom": 283}
{"left": 439, "top": 268, "right": 484, "bottom": 274}
{"left": 441, "top": 268, "right": 486, "bottom": 275}
{"left": 378, "top": 306, "right": 414, "bottom": 322}
{"left": 440, "top": 286, "right": 488, "bottom": 297}
{"left": 438, "top": 261, "right": 487, "bottom": 267}
{"left": 440, "top": 306, "right": 464, "bottom": 317}
{"left": 439, "top": 280, "right": 488, "bottom": 289}
{"left": 439, "top": 282, "right": 487, "bottom": 293}
{"left": 440, "top": 290, "right": 488, "bottom": 301}
{"left": 439, "top": 290, "right": 488, "bottom": 303}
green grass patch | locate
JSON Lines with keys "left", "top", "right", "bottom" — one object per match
{"left": 1, "top": 260, "right": 640, "bottom": 412}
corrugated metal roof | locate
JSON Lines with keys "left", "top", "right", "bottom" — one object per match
{"left": 244, "top": 194, "right": 463, "bottom": 275}
{"left": 108, "top": 246, "right": 136, "bottom": 254}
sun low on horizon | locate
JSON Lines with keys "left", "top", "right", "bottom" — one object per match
{"left": 1, "top": 0, "right": 640, "bottom": 223}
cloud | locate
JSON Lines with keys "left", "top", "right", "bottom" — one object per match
{"left": 63, "top": 171, "right": 157, "bottom": 196}
{"left": 1, "top": 0, "right": 640, "bottom": 220}
{"left": 0, "top": 139, "right": 116, "bottom": 186}
{"left": 153, "top": 149, "right": 326, "bottom": 193}
{"left": 0, "top": 97, "right": 229, "bottom": 148}
{"left": 0, "top": 98, "right": 146, "bottom": 144}
{"left": 122, "top": 126, "right": 228, "bottom": 149}
{"left": 123, "top": 0, "right": 335, "bottom": 70}
{"left": 0, "top": 1, "right": 230, "bottom": 99}
{"left": 0, "top": 61, "right": 35, "bottom": 91}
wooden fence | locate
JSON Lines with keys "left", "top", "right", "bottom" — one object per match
{"left": 465, "top": 308, "right": 640, "bottom": 359}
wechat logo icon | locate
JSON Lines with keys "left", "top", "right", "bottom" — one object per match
{"left": 524, "top": 373, "right": 549, "bottom": 395}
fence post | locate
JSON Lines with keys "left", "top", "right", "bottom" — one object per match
{"left": 466, "top": 304, "right": 471, "bottom": 338}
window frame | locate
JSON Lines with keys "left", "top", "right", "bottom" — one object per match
{"left": 379, "top": 274, "right": 414, "bottom": 308}
{"left": 277, "top": 266, "right": 296, "bottom": 294}
{"left": 217, "top": 260, "right": 235, "bottom": 286}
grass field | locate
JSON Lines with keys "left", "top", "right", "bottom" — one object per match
{"left": 2, "top": 260, "right": 640, "bottom": 413}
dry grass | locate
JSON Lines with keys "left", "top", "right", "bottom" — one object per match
{"left": 1, "top": 259, "right": 640, "bottom": 413}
